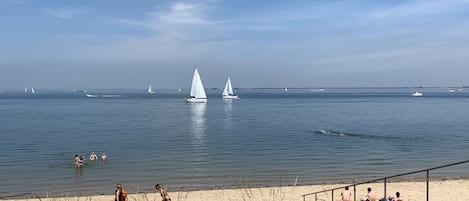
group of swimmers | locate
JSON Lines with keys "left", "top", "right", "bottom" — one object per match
{"left": 341, "top": 187, "right": 403, "bottom": 201}
{"left": 74, "top": 152, "right": 107, "bottom": 168}
{"left": 115, "top": 183, "right": 171, "bottom": 201}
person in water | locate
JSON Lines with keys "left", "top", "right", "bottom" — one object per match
{"left": 79, "top": 155, "right": 85, "bottom": 165}
{"left": 101, "top": 152, "right": 107, "bottom": 160}
{"left": 89, "top": 152, "right": 98, "bottom": 160}
{"left": 155, "top": 184, "right": 171, "bottom": 201}
{"left": 74, "top": 154, "right": 81, "bottom": 168}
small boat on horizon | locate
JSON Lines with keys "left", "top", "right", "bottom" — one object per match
{"left": 85, "top": 94, "right": 99, "bottom": 98}
{"left": 31, "top": 88, "right": 35, "bottom": 94}
{"left": 222, "top": 77, "right": 239, "bottom": 99}
{"left": 412, "top": 92, "right": 423, "bottom": 97}
{"left": 186, "top": 68, "right": 207, "bottom": 103}
{"left": 24, "top": 88, "right": 28, "bottom": 93}
{"left": 73, "top": 89, "right": 88, "bottom": 93}
{"left": 148, "top": 84, "right": 156, "bottom": 94}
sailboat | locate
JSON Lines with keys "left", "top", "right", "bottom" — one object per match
{"left": 222, "top": 77, "right": 239, "bottom": 99}
{"left": 31, "top": 88, "right": 35, "bottom": 94}
{"left": 24, "top": 88, "right": 28, "bottom": 93}
{"left": 186, "top": 68, "right": 207, "bottom": 103}
{"left": 412, "top": 92, "right": 423, "bottom": 97}
{"left": 148, "top": 84, "right": 156, "bottom": 94}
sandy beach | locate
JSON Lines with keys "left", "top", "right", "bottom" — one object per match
{"left": 4, "top": 180, "right": 468, "bottom": 201}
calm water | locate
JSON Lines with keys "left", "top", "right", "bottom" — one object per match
{"left": 0, "top": 88, "right": 468, "bottom": 198}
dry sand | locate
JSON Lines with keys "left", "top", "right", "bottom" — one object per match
{"left": 4, "top": 180, "right": 469, "bottom": 201}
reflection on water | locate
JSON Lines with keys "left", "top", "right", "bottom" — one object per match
{"left": 189, "top": 103, "right": 207, "bottom": 172}
{"left": 190, "top": 103, "right": 207, "bottom": 141}
{"left": 224, "top": 100, "right": 233, "bottom": 128}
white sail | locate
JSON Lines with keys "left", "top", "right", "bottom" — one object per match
{"left": 223, "top": 77, "right": 234, "bottom": 96}
{"left": 24, "top": 88, "right": 28, "bottom": 93}
{"left": 186, "top": 69, "right": 207, "bottom": 103}
{"left": 189, "top": 69, "right": 206, "bottom": 99}
{"left": 31, "top": 88, "right": 35, "bottom": 94}
{"left": 222, "top": 77, "right": 239, "bottom": 99}
{"left": 148, "top": 84, "right": 155, "bottom": 94}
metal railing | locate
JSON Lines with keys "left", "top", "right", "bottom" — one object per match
{"left": 301, "top": 159, "right": 469, "bottom": 201}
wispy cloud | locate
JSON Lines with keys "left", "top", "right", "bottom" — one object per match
{"left": 116, "top": 2, "right": 216, "bottom": 30}
{"left": 43, "top": 7, "right": 83, "bottom": 19}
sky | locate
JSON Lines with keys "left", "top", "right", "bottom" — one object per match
{"left": 1, "top": 0, "right": 469, "bottom": 89}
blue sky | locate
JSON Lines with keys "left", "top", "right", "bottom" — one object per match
{"left": 1, "top": 0, "right": 469, "bottom": 89}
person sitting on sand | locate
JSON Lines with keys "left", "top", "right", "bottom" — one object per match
{"left": 101, "top": 152, "right": 107, "bottom": 160}
{"left": 394, "top": 192, "right": 402, "bottom": 201}
{"left": 89, "top": 152, "right": 98, "bottom": 160}
{"left": 115, "top": 183, "right": 127, "bottom": 201}
{"left": 155, "top": 184, "right": 171, "bottom": 201}
{"left": 364, "top": 187, "right": 376, "bottom": 201}
{"left": 341, "top": 186, "right": 351, "bottom": 201}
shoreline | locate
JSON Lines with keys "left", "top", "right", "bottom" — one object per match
{"left": 3, "top": 179, "right": 469, "bottom": 201}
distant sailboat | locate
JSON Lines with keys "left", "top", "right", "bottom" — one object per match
{"left": 148, "top": 84, "right": 156, "bottom": 94}
{"left": 186, "top": 68, "right": 207, "bottom": 103}
{"left": 31, "top": 88, "right": 35, "bottom": 94}
{"left": 412, "top": 92, "right": 423, "bottom": 97}
{"left": 285, "top": 88, "right": 288, "bottom": 92}
{"left": 222, "top": 77, "right": 239, "bottom": 99}
{"left": 24, "top": 88, "right": 28, "bottom": 93}
{"left": 86, "top": 94, "right": 99, "bottom": 98}
{"left": 178, "top": 88, "right": 181, "bottom": 93}
{"left": 73, "top": 89, "right": 88, "bottom": 93}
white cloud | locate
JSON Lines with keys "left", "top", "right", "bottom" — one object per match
{"left": 43, "top": 7, "right": 83, "bottom": 19}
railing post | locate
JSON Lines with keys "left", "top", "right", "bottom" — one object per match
{"left": 384, "top": 178, "right": 387, "bottom": 199}
{"left": 354, "top": 185, "right": 356, "bottom": 201}
{"left": 315, "top": 193, "right": 317, "bottom": 201}
{"left": 302, "top": 195, "right": 305, "bottom": 201}
{"left": 426, "top": 170, "right": 429, "bottom": 201}
{"left": 332, "top": 190, "right": 334, "bottom": 201}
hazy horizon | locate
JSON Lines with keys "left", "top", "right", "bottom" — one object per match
{"left": 2, "top": 0, "right": 469, "bottom": 89}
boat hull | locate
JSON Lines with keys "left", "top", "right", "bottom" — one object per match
{"left": 223, "top": 95, "right": 239, "bottom": 99}
{"left": 186, "top": 98, "right": 207, "bottom": 103}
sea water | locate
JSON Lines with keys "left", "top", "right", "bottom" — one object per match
{"left": 0, "top": 88, "right": 468, "bottom": 198}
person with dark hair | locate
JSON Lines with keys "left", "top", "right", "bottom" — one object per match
{"left": 74, "top": 154, "right": 81, "bottom": 168}
{"left": 341, "top": 186, "right": 351, "bottom": 201}
{"left": 115, "top": 183, "right": 127, "bottom": 201}
{"left": 366, "top": 187, "right": 376, "bottom": 201}
{"left": 394, "top": 192, "right": 402, "bottom": 201}
{"left": 155, "top": 184, "right": 171, "bottom": 201}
